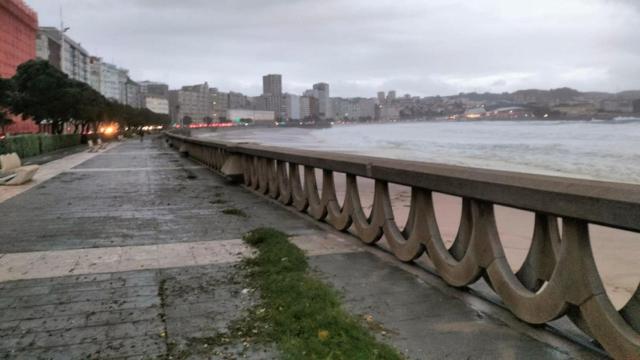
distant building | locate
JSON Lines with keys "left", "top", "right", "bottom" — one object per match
{"left": 300, "top": 96, "right": 311, "bottom": 119}
{"left": 379, "top": 104, "right": 401, "bottom": 120}
{"left": 312, "top": 82, "right": 331, "bottom": 119}
{"left": 35, "top": 29, "right": 61, "bottom": 71}
{"left": 37, "top": 27, "right": 90, "bottom": 83}
{"left": 0, "top": 0, "right": 38, "bottom": 133}
{"left": 634, "top": 99, "right": 640, "bottom": 113}
{"left": 248, "top": 96, "right": 264, "bottom": 111}
{"left": 88, "top": 56, "right": 101, "bottom": 92}
{"left": 87, "top": 57, "right": 115, "bottom": 101}
{"left": 600, "top": 99, "right": 634, "bottom": 113}
{"left": 139, "top": 81, "right": 169, "bottom": 98}
{"left": 332, "top": 97, "right": 376, "bottom": 121}
{"left": 262, "top": 74, "right": 283, "bottom": 119}
{"left": 210, "top": 88, "right": 229, "bottom": 120}
{"left": 139, "top": 81, "right": 169, "bottom": 114}
{"left": 486, "top": 106, "right": 533, "bottom": 119}
{"left": 227, "top": 109, "right": 275, "bottom": 125}
{"left": 125, "top": 79, "right": 142, "bottom": 108}
{"left": 144, "top": 97, "right": 169, "bottom": 114}
{"left": 284, "top": 93, "right": 301, "bottom": 120}
{"left": 262, "top": 74, "right": 282, "bottom": 95}
{"left": 386, "top": 90, "right": 396, "bottom": 103}
{"left": 377, "top": 91, "right": 386, "bottom": 104}
{"left": 300, "top": 95, "right": 319, "bottom": 119}
{"left": 169, "top": 82, "right": 212, "bottom": 124}
{"left": 228, "top": 91, "right": 248, "bottom": 109}
{"left": 462, "top": 107, "right": 486, "bottom": 119}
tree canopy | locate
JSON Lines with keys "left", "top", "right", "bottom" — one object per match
{"left": 4, "top": 59, "right": 169, "bottom": 134}
{"left": 0, "top": 78, "right": 14, "bottom": 131}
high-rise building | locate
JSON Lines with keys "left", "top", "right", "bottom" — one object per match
{"left": 138, "top": 81, "right": 170, "bottom": 114}
{"left": 169, "top": 82, "right": 212, "bottom": 124}
{"left": 139, "top": 81, "right": 169, "bottom": 98}
{"left": 262, "top": 74, "right": 283, "bottom": 119}
{"left": 332, "top": 97, "right": 376, "bottom": 121}
{"left": 37, "top": 27, "right": 90, "bottom": 84}
{"left": 262, "top": 74, "right": 282, "bottom": 96}
{"left": 144, "top": 97, "right": 169, "bottom": 115}
{"left": 36, "top": 29, "right": 61, "bottom": 71}
{"left": 0, "top": 0, "right": 37, "bottom": 78}
{"left": 300, "top": 95, "right": 319, "bottom": 120}
{"left": 88, "top": 57, "right": 141, "bottom": 108}
{"left": 386, "top": 90, "right": 396, "bottom": 103}
{"left": 284, "top": 93, "right": 301, "bottom": 120}
{"left": 248, "top": 96, "right": 265, "bottom": 111}
{"left": 0, "top": 0, "right": 38, "bottom": 133}
{"left": 377, "top": 91, "right": 386, "bottom": 104}
{"left": 210, "top": 88, "right": 229, "bottom": 121}
{"left": 125, "top": 79, "right": 142, "bottom": 108}
{"left": 312, "top": 82, "right": 331, "bottom": 119}
{"left": 228, "top": 91, "right": 248, "bottom": 109}
{"left": 88, "top": 56, "right": 102, "bottom": 92}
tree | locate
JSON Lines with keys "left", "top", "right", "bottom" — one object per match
{"left": 182, "top": 116, "right": 192, "bottom": 126}
{"left": 10, "top": 60, "right": 75, "bottom": 133}
{"left": 6, "top": 59, "right": 170, "bottom": 135}
{"left": 203, "top": 116, "right": 213, "bottom": 125}
{"left": 66, "top": 80, "right": 107, "bottom": 134}
{"left": 0, "top": 110, "right": 12, "bottom": 133}
{"left": 0, "top": 78, "right": 14, "bottom": 133}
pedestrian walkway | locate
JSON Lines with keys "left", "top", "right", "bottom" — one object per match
{"left": 0, "top": 137, "right": 605, "bottom": 359}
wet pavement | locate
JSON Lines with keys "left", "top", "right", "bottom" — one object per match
{"left": 0, "top": 137, "right": 604, "bottom": 359}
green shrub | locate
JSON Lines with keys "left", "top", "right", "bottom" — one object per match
{"left": 0, "top": 135, "right": 40, "bottom": 158}
{"left": 0, "top": 133, "right": 81, "bottom": 158}
{"left": 40, "top": 134, "right": 80, "bottom": 153}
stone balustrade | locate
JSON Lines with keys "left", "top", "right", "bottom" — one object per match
{"left": 166, "top": 132, "right": 640, "bottom": 359}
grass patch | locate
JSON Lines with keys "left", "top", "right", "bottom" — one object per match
{"left": 222, "top": 208, "right": 248, "bottom": 217}
{"left": 241, "top": 228, "right": 404, "bottom": 360}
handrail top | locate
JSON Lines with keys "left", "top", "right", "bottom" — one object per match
{"left": 167, "top": 132, "right": 640, "bottom": 231}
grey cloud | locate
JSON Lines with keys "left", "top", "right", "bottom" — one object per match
{"left": 31, "top": 0, "right": 640, "bottom": 96}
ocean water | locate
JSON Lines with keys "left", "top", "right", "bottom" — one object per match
{"left": 199, "top": 119, "right": 640, "bottom": 185}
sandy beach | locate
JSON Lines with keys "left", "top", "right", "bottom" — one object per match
{"left": 322, "top": 173, "right": 639, "bottom": 310}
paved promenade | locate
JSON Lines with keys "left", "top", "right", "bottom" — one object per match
{"left": 0, "top": 137, "right": 605, "bottom": 359}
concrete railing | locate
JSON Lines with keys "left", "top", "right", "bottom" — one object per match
{"left": 166, "top": 132, "right": 640, "bottom": 359}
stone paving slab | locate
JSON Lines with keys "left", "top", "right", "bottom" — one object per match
{"left": 0, "top": 264, "right": 262, "bottom": 359}
{"left": 0, "top": 239, "right": 252, "bottom": 282}
{"left": 0, "top": 232, "right": 360, "bottom": 284}
{"left": 308, "top": 251, "right": 605, "bottom": 360}
{"left": 0, "top": 142, "right": 121, "bottom": 204}
{"left": 0, "top": 138, "right": 315, "bottom": 254}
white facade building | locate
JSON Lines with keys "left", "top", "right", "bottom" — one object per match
{"left": 101, "top": 62, "right": 123, "bottom": 101}
{"left": 332, "top": 97, "right": 376, "bottom": 120}
{"left": 145, "top": 97, "right": 169, "bottom": 114}
{"left": 227, "top": 109, "right": 275, "bottom": 125}
{"left": 300, "top": 96, "right": 311, "bottom": 119}
{"left": 37, "top": 27, "right": 89, "bottom": 83}
{"left": 284, "top": 93, "right": 301, "bottom": 120}
{"left": 62, "top": 36, "right": 89, "bottom": 83}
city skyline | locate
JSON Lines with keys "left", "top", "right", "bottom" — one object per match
{"left": 29, "top": 0, "right": 640, "bottom": 97}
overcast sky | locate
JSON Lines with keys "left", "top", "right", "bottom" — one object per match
{"left": 29, "top": 0, "right": 640, "bottom": 97}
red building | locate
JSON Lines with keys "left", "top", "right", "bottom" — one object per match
{"left": 0, "top": 0, "right": 39, "bottom": 134}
